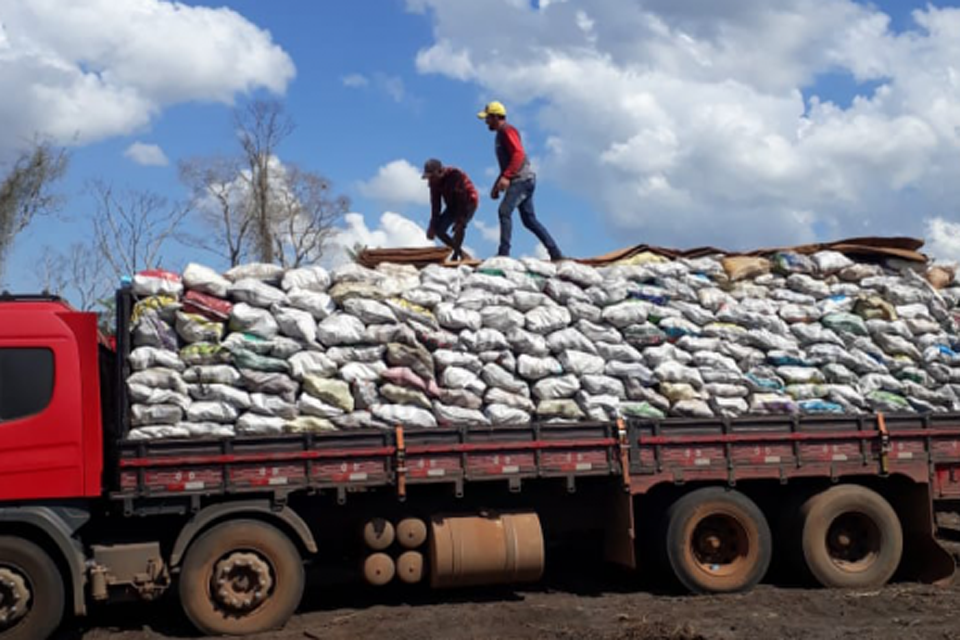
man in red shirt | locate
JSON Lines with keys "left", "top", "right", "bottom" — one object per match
{"left": 422, "top": 158, "right": 478, "bottom": 261}
{"left": 478, "top": 101, "right": 563, "bottom": 260}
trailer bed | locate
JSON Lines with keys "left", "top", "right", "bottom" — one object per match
{"left": 114, "top": 412, "right": 960, "bottom": 502}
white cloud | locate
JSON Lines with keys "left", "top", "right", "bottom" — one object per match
{"left": 380, "top": 75, "right": 407, "bottom": 103}
{"left": 409, "top": 0, "right": 960, "bottom": 250}
{"left": 357, "top": 159, "right": 430, "bottom": 207}
{"left": 522, "top": 243, "right": 550, "bottom": 260}
{"left": 415, "top": 40, "right": 475, "bottom": 81}
{"left": 925, "top": 217, "right": 960, "bottom": 264}
{"left": 0, "top": 0, "right": 294, "bottom": 158}
{"left": 473, "top": 219, "right": 500, "bottom": 243}
{"left": 124, "top": 141, "right": 168, "bottom": 166}
{"left": 342, "top": 74, "right": 369, "bottom": 88}
{"left": 343, "top": 72, "right": 411, "bottom": 104}
{"left": 327, "top": 211, "right": 427, "bottom": 266}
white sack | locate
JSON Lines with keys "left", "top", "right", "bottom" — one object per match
{"left": 317, "top": 314, "right": 366, "bottom": 346}
{"left": 517, "top": 354, "right": 563, "bottom": 380}
{"left": 183, "top": 263, "right": 231, "bottom": 298}
{"left": 287, "top": 289, "right": 336, "bottom": 320}
{"left": 229, "top": 303, "right": 279, "bottom": 339}
{"left": 130, "top": 346, "right": 185, "bottom": 372}
{"left": 282, "top": 266, "right": 330, "bottom": 292}
{"left": 230, "top": 278, "right": 288, "bottom": 308}
{"left": 533, "top": 374, "right": 580, "bottom": 400}
{"left": 372, "top": 404, "right": 437, "bottom": 429}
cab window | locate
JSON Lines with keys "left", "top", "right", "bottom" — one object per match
{"left": 0, "top": 348, "right": 54, "bottom": 422}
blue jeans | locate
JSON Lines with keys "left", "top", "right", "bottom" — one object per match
{"left": 497, "top": 177, "right": 562, "bottom": 259}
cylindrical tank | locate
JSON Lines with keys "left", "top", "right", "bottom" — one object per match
{"left": 362, "top": 518, "right": 395, "bottom": 551}
{"left": 397, "top": 518, "right": 428, "bottom": 549}
{"left": 429, "top": 512, "right": 544, "bottom": 588}
{"left": 396, "top": 551, "right": 425, "bottom": 584}
{"left": 363, "top": 552, "right": 396, "bottom": 586}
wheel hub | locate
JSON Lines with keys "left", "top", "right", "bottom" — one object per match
{"left": 827, "top": 513, "right": 880, "bottom": 570}
{"left": 0, "top": 568, "right": 30, "bottom": 627}
{"left": 691, "top": 515, "right": 749, "bottom": 576}
{"left": 212, "top": 552, "right": 273, "bottom": 613}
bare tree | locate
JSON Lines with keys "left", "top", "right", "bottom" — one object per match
{"left": 38, "top": 242, "right": 109, "bottom": 310}
{"left": 37, "top": 247, "right": 69, "bottom": 297}
{"left": 180, "top": 99, "right": 347, "bottom": 268}
{"left": 179, "top": 157, "right": 254, "bottom": 267}
{"left": 0, "top": 140, "right": 69, "bottom": 279}
{"left": 235, "top": 99, "right": 294, "bottom": 263}
{"left": 271, "top": 164, "right": 349, "bottom": 268}
{"left": 90, "top": 180, "right": 191, "bottom": 281}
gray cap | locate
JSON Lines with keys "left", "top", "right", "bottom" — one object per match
{"left": 422, "top": 158, "right": 442, "bottom": 178}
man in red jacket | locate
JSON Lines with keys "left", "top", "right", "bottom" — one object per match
{"left": 478, "top": 101, "right": 563, "bottom": 260}
{"left": 422, "top": 158, "right": 477, "bottom": 261}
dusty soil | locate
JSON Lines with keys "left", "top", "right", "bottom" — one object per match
{"left": 68, "top": 558, "right": 960, "bottom": 640}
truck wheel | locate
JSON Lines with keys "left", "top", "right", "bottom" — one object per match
{"left": 664, "top": 487, "right": 772, "bottom": 594}
{"left": 179, "top": 520, "right": 304, "bottom": 636}
{"left": 0, "top": 536, "right": 64, "bottom": 640}
{"left": 798, "top": 485, "right": 902, "bottom": 589}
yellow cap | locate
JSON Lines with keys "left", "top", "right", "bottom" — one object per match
{"left": 477, "top": 101, "right": 507, "bottom": 119}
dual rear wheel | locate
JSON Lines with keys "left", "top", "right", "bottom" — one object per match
{"left": 796, "top": 485, "right": 902, "bottom": 589}
{"left": 664, "top": 487, "right": 771, "bottom": 593}
{"left": 662, "top": 484, "right": 903, "bottom": 594}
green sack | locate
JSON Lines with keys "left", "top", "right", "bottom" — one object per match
{"left": 303, "top": 376, "right": 355, "bottom": 412}
{"left": 535, "top": 400, "right": 585, "bottom": 420}
{"left": 180, "top": 342, "right": 230, "bottom": 366}
{"left": 867, "top": 390, "right": 910, "bottom": 412}
{"left": 821, "top": 312, "right": 868, "bottom": 336}
{"left": 620, "top": 402, "right": 665, "bottom": 419}
{"left": 231, "top": 348, "right": 289, "bottom": 373}
{"left": 285, "top": 416, "right": 337, "bottom": 433}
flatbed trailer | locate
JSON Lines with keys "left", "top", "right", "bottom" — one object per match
{"left": 113, "top": 411, "right": 960, "bottom": 587}
{"left": 1, "top": 291, "right": 959, "bottom": 639}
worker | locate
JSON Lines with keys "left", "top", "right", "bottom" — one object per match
{"left": 422, "top": 158, "right": 478, "bottom": 262}
{"left": 477, "top": 100, "right": 563, "bottom": 260}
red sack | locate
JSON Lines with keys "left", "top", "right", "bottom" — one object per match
{"left": 137, "top": 268, "right": 181, "bottom": 282}
{"left": 132, "top": 268, "right": 183, "bottom": 297}
{"left": 182, "top": 289, "right": 233, "bottom": 322}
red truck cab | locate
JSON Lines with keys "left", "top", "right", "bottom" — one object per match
{"left": 0, "top": 296, "right": 104, "bottom": 501}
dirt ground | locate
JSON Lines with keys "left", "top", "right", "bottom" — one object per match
{"left": 69, "top": 557, "right": 960, "bottom": 640}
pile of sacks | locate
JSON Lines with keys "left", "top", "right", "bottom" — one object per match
{"left": 125, "top": 249, "right": 960, "bottom": 440}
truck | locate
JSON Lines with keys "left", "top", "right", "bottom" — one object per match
{"left": 1, "top": 284, "right": 959, "bottom": 639}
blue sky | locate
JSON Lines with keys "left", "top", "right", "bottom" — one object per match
{"left": 6, "top": 0, "right": 960, "bottom": 297}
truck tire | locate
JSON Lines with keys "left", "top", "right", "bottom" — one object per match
{"left": 0, "top": 536, "right": 64, "bottom": 640}
{"left": 179, "top": 519, "right": 304, "bottom": 636}
{"left": 798, "top": 485, "right": 902, "bottom": 589}
{"left": 664, "top": 487, "right": 772, "bottom": 594}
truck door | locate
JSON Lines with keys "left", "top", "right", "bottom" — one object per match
{"left": 0, "top": 301, "right": 90, "bottom": 500}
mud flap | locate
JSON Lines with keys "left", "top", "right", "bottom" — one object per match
{"left": 889, "top": 480, "right": 955, "bottom": 586}
{"left": 604, "top": 491, "right": 636, "bottom": 570}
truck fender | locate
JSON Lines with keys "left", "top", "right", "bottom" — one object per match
{"left": 0, "top": 505, "right": 90, "bottom": 616}
{"left": 169, "top": 500, "right": 318, "bottom": 567}
{"left": 884, "top": 477, "right": 956, "bottom": 586}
